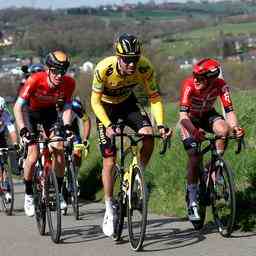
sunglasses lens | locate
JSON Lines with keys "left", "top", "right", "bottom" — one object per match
{"left": 51, "top": 68, "right": 66, "bottom": 76}
{"left": 122, "top": 56, "right": 140, "bottom": 64}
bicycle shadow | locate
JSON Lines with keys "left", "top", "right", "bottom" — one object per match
{"left": 140, "top": 217, "right": 208, "bottom": 252}
{"left": 60, "top": 207, "right": 106, "bottom": 244}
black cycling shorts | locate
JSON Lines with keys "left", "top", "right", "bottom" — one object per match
{"left": 27, "top": 107, "right": 58, "bottom": 137}
{"left": 183, "top": 109, "right": 224, "bottom": 152}
{"left": 96, "top": 95, "right": 152, "bottom": 158}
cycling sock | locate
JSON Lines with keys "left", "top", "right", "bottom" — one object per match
{"left": 105, "top": 198, "right": 114, "bottom": 216}
{"left": 187, "top": 184, "right": 198, "bottom": 207}
{"left": 57, "top": 177, "right": 64, "bottom": 193}
{"left": 24, "top": 180, "right": 33, "bottom": 195}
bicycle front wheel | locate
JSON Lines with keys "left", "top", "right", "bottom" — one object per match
{"left": 127, "top": 165, "right": 147, "bottom": 251}
{"left": 33, "top": 165, "right": 46, "bottom": 235}
{"left": 0, "top": 164, "right": 14, "bottom": 216}
{"left": 211, "top": 158, "right": 236, "bottom": 237}
{"left": 113, "top": 165, "right": 125, "bottom": 241}
{"left": 45, "top": 170, "right": 61, "bottom": 243}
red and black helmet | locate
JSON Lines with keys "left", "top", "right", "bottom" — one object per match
{"left": 193, "top": 58, "right": 220, "bottom": 79}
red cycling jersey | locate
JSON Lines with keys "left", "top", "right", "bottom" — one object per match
{"left": 19, "top": 71, "right": 75, "bottom": 111}
{"left": 180, "top": 76, "right": 233, "bottom": 117}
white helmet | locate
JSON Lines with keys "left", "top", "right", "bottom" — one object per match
{"left": 0, "top": 97, "right": 6, "bottom": 111}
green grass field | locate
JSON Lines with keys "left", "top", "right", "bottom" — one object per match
{"left": 79, "top": 90, "right": 256, "bottom": 230}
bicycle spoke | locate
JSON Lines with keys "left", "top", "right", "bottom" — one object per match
{"left": 33, "top": 166, "right": 46, "bottom": 235}
{"left": 0, "top": 165, "right": 14, "bottom": 216}
{"left": 127, "top": 166, "right": 147, "bottom": 251}
{"left": 212, "top": 160, "right": 236, "bottom": 237}
{"left": 46, "top": 171, "right": 61, "bottom": 243}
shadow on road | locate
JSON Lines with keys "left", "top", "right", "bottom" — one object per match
{"left": 142, "top": 217, "right": 208, "bottom": 252}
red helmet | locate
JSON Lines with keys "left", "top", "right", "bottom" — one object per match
{"left": 193, "top": 58, "right": 220, "bottom": 79}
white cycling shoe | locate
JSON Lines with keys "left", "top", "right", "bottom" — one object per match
{"left": 24, "top": 194, "right": 35, "bottom": 217}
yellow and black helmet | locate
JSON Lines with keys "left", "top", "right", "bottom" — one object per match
{"left": 45, "top": 50, "right": 70, "bottom": 70}
{"left": 115, "top": 33, "right": 141, "bottom": 57}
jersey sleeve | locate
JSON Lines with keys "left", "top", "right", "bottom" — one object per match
{"left": 180, "top": 79, "right": 192, "bottom": 113}
{"left": 91, "top": 91, "right": 111, "bottom": 127}
{"left": 19, "top": 75, "right": 37, "bottom": 101}
{"left": 218, "top": 80, "right": 233, "bottom": 113}
{"left": 92, "top": 60, "right": 106, "bottom": 94}
{"left": 138, "top": 57, "right": 164, "bottom": 125}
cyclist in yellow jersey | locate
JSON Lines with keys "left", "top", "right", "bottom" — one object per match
{"left": 91, "top": 33, "right": 171, "bottom": 237}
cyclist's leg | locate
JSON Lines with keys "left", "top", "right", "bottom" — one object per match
{"left": 180, "top": 124, "right": 201, "bottom": 220}
{"left": 212, "top": 118, "right": 229, "bottom": 156}
{"left": 43, "top": 108, "right": 65, "bottom": 191}
{"left": 23, "top": 110, "right": 40, "bottom": 216}
{"left": 97, "top": 119, "right": 117, "bottom": 236}
{"left": 124, "top": 100, "right": 153, "bottom": 169}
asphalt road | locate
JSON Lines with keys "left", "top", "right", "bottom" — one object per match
{"left": 0, "top": 180, "right": 255, "bottom": 256}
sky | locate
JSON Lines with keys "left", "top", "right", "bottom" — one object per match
{"left": 0, "top": 0, "right": 191, "bottom": 9}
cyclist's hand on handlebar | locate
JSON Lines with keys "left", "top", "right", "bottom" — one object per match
{"left": 20, "top": 127, "right": 32, "bottom": 144}
{"left": 232, "top": 126, "right": 245, "bottom": 138}
{"left": 106, "top": 124, "right": 120, "bottom": 138}
{"left": 64, "top": 124, "right": 74, "bottom": 141}
{"left": 192, "top": 128, "right": 206, "bottom": 142}
{"left": 157, "top": 125, "right": 172, "bottom": 140}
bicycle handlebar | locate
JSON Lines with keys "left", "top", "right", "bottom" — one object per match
{"left": 113, "top": 132, "right": 171, "bottom": 155}
{"left": 202, "top": 135, "right": 245, "bottom": 154}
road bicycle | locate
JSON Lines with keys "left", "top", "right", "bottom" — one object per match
{"left": 112, "top": 123, "right": 170, "bottom": 251}
{"left": 0, "top": 146, "right": 17, "bottom": 215}
{"left": 24, "top": 135, "right": 65, "bottom": 243}
{"left": 187, "top": 135, "right": 244, "bottom": 237}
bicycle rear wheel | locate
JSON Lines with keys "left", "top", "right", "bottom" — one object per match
{"left": 113, "top": 165, "right": 125, "bottom": 241}
{"left": 211, "top": 158, "right": 236, "bottom": 237}
{"left": 45, "top": 170, "right": 61, "bottom": 243}
{"left": 127, "top": 165, "right": 147, "bottom": 251}
{"left": 33, "top": 165, "right": 46, "bottom": 235}
{"left": 0, "top": 163, "right": 14, "bottom": 216}
{"left": 68, "top": 162, "right": 79, "bottom": 220}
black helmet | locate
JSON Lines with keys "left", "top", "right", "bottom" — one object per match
{"left": 115, "top": 33, "right": 141, "bottom": 57}
{"left": 45, "top": 51, "right": 70, "bottom": 70}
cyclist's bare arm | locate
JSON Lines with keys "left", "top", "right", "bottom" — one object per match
{"left": 63, "top": 108, "right": 72, "bottom": 126}
{"left": 179, "top": 111, "right": 196, "bottom": 133}
{"left": 82, "top": 117, "right": 91, "bottom": 141}
{"left": 225, "top": 110, "right": 239, "bottom": 129}
{"left": 13, "top": 98, "right": 27, "bottom": 131}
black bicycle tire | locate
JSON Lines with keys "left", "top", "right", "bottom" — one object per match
{"left": 113, "top": 165, "right": 125, "bottom": 241}
{"left": 0, "top": 162, "right": 14, "bottom": 216}
{"left": 33, "top": 165, "right": 46, "bottom": 235}
{"left": 127, "top": 165, "right": 147, "bottom": 251}
{"left": 45, "top": 170, "right": 61, "bottom": 243}
{"left": 68, "top": 162, "right": 79, "bottom": 220}
{"left": 211, "top": 158, "right": 236, "bottom": 237}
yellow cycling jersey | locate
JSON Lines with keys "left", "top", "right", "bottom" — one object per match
{"left": 91, "top": 55, "right": 164, "bottom": 127}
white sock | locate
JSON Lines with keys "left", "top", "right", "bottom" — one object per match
{"left": 105, "top": 198, "right": 114, "bottom": 216}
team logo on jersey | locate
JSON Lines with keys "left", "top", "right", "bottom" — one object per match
{"left": 95, "top": 70, "right": 103, "bottom": 83}
{"left": 106, "top": 65, "right": 114, "bottom": 76}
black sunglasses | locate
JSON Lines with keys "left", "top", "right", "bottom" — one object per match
{"left": 121, "top": 56, "right": 140, "bottom": 64}
{"left": 50, "top": 68, "right": 66, "bottom": 76}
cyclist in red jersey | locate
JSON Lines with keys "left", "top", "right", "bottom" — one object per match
{"left": 179, "top": 58, "right": 244, "bottom": 222}
{"left": 14, "top": 51, "right": 75, "bottom": 217}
